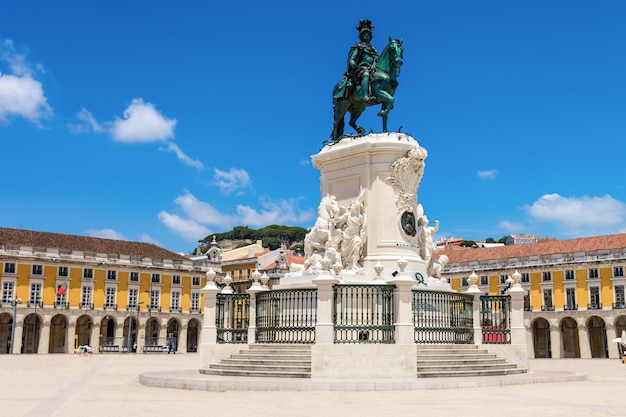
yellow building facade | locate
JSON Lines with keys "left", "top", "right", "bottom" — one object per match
{"left": 442, "top": 234, "right": 626, "bottom": 359}
{"left": 0, "top": 228, "right": 207, "bottom": 354}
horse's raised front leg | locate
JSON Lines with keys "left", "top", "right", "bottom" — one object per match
{"left": 377, "top": 95, "right": 394, "bottom": 117}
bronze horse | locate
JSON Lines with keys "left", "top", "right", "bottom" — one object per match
{"left": 331, "top": 37, "right": 403, "bottom": 143}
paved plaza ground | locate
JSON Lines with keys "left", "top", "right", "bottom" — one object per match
{"left": 1, "top": 353, "right": 625, "bottom": 417}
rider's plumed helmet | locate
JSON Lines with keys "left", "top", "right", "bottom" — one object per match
{"left": 356, "top": 19, "right": 374, "bottom": 37}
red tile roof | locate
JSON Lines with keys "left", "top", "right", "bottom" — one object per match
{"left": 0, "top": 227, "right": 189, "bottom": 261}
{"left": 438, "top": 233, "right": 626, "bottom": 264}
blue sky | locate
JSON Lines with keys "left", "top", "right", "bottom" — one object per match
{"left": 1, "top": 1, "right": 625, "bottom": 253}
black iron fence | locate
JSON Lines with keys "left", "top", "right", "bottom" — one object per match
{"left": 216, "top": 293, "right": 250, "bottom": 343}
{"left": 413, "top": 290, "right": 474, "bottom": 344}
{"left": 334, "top": 284, "right": 395, "bottom": 344}
{"left": 256, "top": 289, "right": 317, "bottom": 344}
{"left": 480, "top": 295, "right": 511, "bottom": 344}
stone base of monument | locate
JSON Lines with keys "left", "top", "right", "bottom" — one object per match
{"left": 279, "top": 132, "right": 452, "bottom": 292}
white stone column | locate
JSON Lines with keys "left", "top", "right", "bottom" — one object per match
{"left": 12, "top": 318, "right": 23, "bottom": 355}
{"left": 312, "top": 273, "right": 339, "bottom": 344}
{"left": 578, "top": 325, "right": 592, "bottom": 358}
{"left": 179, "top": 324, "right": 188, "bottom": 353}
{"left": 606, "top": 325, "right": 618, "bottom": 359}
{"left": 464, "top": 272, "right": 483, "bottom": 345}
{"left": 388, "top": 262, "right": 416, "bottom": 344}
{"left": 246, "top": 270, "right": 263, "bottom": 344}
{"left": 199, "top": 270, "right": 220, "bottom": 347}
{"left": 114, "top": 322, "right": 124, "bottom": 347}
{"left": 507, "top": 273, "right": 526, "bottom": 346}
{"left": 39, "top": 322, "right": 50, "bottom": 354}
{"left": 549, "top": 325, "right": 562, "bottom": 359}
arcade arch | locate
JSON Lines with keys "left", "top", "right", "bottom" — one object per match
{"left": 0, "top": 312, "right": 12, "bottom": 354}
{"left": 587, "top": 316, "right": 608, "bottom": 358}
{"left": 560, "top": 317, "right": 580, "bottom": 358}
{"left": 49, "top": 314, "right": 69, "bottom": 353}
{"left": 75, "top": 315, "right": 94, "bottom": 347}
{"left": 23, "top": 313, "right": 41, "bottom": 353}
{"left": 187, "top": 318, "right": 200, "bottom": 352}
{"left": 167, "top": 319, "right": 180, "bottom": 352}
{"left": 99, "top": 316, "right": 116, "bottom": 346}
{"left": 532, "top": 317, "right": 551, "bottom": 358}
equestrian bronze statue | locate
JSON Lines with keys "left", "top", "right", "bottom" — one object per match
{"left": 331, "top": 19, "right": 403, "bottom": 143}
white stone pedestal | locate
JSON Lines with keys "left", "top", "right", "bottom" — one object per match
{"left": 312, "top": 133, "right": 428, "bottom": 281}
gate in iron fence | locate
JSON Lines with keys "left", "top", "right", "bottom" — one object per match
{"left": 256, "top": 289, "right": 317, "bottom": 344}
{"left": 413, "top": 290, "right": 474, "bottom": 344}
{"left": 216, "top": 293, "right": 250, "bottom": 343}
{"left": 334, "top": 284, "right": 395, "bottom": 344}
{"left": 480, "top": 295, "right": 511, "bottom": 344}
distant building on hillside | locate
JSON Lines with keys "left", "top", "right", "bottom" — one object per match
{"left": 505, "top": 234, "right": 538, "bottom": 245}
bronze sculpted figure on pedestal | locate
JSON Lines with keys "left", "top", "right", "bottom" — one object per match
{"left": 330, "top": 19, "right": 404, "bottom": 143}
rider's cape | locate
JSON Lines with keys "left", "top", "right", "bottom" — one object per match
{"left": 333, "top": 75, "right": 353, "bottom": 99}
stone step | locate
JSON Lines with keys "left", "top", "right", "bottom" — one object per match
{"left": 244, "top": 345, "right": 311, "bottom": 355}
{"left": 415, "top": 344, "right": 526, "bottom": 378}
{"left": 207, "top": 344, "right": 313, "bottom": 378}
{"left": 417, "top": 362, "right": 518, "bottom": 372}
{"left": 416, "top": 353, "right": 497, "bottom": 360}
{"left": 417, "top": 358, "right": 507, "bottom": 366}
{"left": 417, "top": 368, "right": 527, "bottom": 378}
{"left": 231, "top": 353, "right": 311, "bottom": 360}
{"left": 201, "top": 368, "right": 311, "bottom": 378}
{"left": 222, "top": 358, "right": 311, "bottom": 366}
{"left": 417, "top": 344, "right": 479, "bottom": 349}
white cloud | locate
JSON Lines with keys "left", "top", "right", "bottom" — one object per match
{"left": 173, "top": 191, "right": 237, "bottom": 226}
{"left": 139, "top": 233, "right": 161, "bottom": 246}
{"left": 110, "top": 98, "right": 176, "bottom": 143}
{"left": 67, "top": 108, "right": 104, "bottom": 134}
{"left": 158, "top": 191, "right": 315, "bottom": 242}
{"left": 213, "top": 168, "right": 251, "bottom": 194}
{"left": 526, "top": 193, "right": 626, "bottom": 235}
{"left": 236, "top": 197, "right": 316, "bottom": 227}
{"left": 86, "top": 228, "right": 128, "bottom": 240}
{"left": 498, "top": 220, "right": 525, "bottom": 233}
{"left": 69, "top": 100, "right": 202, "bottom": 169}
{"left": 161, "top": 142, "right": 204, "bottom": 170}
{"left": 477, "top": 169, "right": 498, "bottom": 179}
{"left": 0, "top": 40, "right": 51, "bottom": 124}
{"left": 157, "top": 211, "right": 210, "bottom": 241}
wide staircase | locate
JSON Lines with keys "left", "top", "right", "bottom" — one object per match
{"left": 204, "top": 344, "right": 312, "bottom": 378}
{"left": 416, "top": 344, "right": 526, "bottom": 378}
{"left": 204, "top": 344, "right": 526, "bottom": 379}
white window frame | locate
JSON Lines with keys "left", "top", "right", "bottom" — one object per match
{"left": 128, "top": 288, "right": 139, "bottom": 309}
{"left": 191, "top": 292, "right": 200, "bottom": 312}
{"left": 2, "top": 281, "right": 14, "bottom": 304}
{"left": 81, "top": 286, "right": 93, "bottom": 308}
{"left": 105, "top": 287, "right": 117, "bottom": 309}
{"left": 171, "top": 290, "right": 181, "bottom": 312}
{"left": 30, "top": 283, "right": 42, "bottom": 306}
{"left": 3, "top": 263, "right": 16, "bottom": 274}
